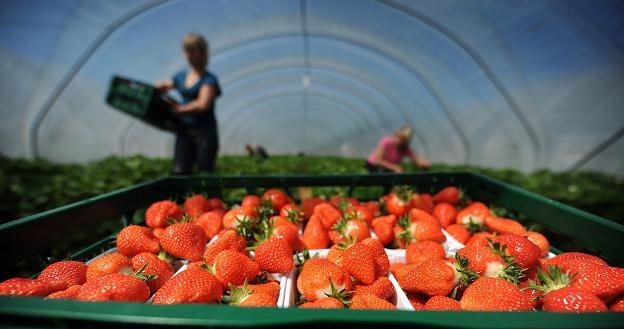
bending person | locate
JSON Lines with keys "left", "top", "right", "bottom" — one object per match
{"left": 365, "top": 126, "right": 430, "bottom": 173}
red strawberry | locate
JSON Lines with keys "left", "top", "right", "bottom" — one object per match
{"left": 354, "top": 276, "right": 394, "bottom": 301}
{"left": 460, "top": 277, "right": 533, "bottom": 311}
{"left": 568, "top": 262, "right": 624, "bottom": 303}
{"left": 211, "top": 250, "right": 260, "bottom": 289}
{"left": 344, "top": 205, "right": 374, "bottom": 226}
{"left": 183, "top": 194, "right": 211, "bottom": 218}
{"left": 271, "top": 222, "right": 304, "bottom": 251}
{"left": 406, "top": 293, "right": 428, "bottom": 310}
{"left": 340, "top": 242, "right": 377, "bottom": 284}
{"left": 131, "top": 252, "right": 175, "bottom": 294}
{"left": 371, "top": 215, "right": 396, "bottom": 246}
{"left": 432, "top": 202, "right": 457, "bottom": 228}
{"left": 152, "top": 268, "right": 222, "bottom": 304}
{"left": 297, "top": 258, "right": 353, "bottom": 302}
{"left": 485, "top": 217, "right": 526, "bottom": 236}
{"left": 313, "top": 203, "right": 342, "bottom": 229}
{"left": 76, "top": 272, "right": 151, "bottom": 302}
{"left": 279, "top": 203, "right": 304, "bottom": 224}
{"left": 46, "top": 285, "right": 82, "bottom": 299}
{"left": 350, "top": 293, "right": 396, "bottom": 310}
{"left": 445, "top": 224, "right": 471, "bottom": 244}
{"left": 225, "top": 282, "right": 277, "bottom": 307}
{"left": 456, "top": 243, "right": 524, "bottom": 283}
{"left": 261, "top": 189, "right": 291, "bottom": 213}
{"left": 152, "top": 227, "right": 165, "bottom": 239}
{"left": 245, "top": 281, "right": 281, "bottom": 301}
{"left": 424, "top": 295, "right": 462, "bottom": 310}
{"left": 361, "top": 201, "right": 381, "bottom": 217}
{"left": 455, "top": 202, "right": 489, "bottom": 227}
{"left": 300, "top": 297, "right": 344, "bottom": 309}
{"left": 433, "top": 186, "right": 462, "bottom": 205}
{"left": 361, "top": 237, "right": 390, "bottom": 277}
{"left": 203, "top": 229, "right": 247, "bottom": 264}
{"left": 145, "top": 200, "right": 183, "bottom": 229}
{"left": 406, "top": 240, "right": 446, "bottom": 266}
{"left": 465, "top": 231, "right": 497, "bottom": 248}
{"left": 542, "top": 252, "right": 608, "bottom": 271}
{"left": 241, "top": 195, "right": 261, "bottom": 210}
{"left": 498, "top": 234, "right": 541, "bottom": 269}
{"left": 301, "top": 215, "right": 330, "bottom": 249}
{"left": 116, "top": 225, "right": 160, "bottom": 257}
{"left": 254, "top": 238, "right": 294, "bottom": 274}
{"left": 0, "top": 278, "right": 53, "bottom": 297}
{"left": 208, "top": 198, "right": 225, "bottom": 210}
{"left": 194, "top": 209, "right": 225, "bottom": 239}
{"left": 222, "top": 207, "right": 257, "bottom": 230}
{"left": 37, "top": 260, "right": 87, "bottom": 292}
{"left": 300, "top": 197, "right": 325, "bottom": 221}
{"left": 610, "top": 295, "right": 624, "bottom": 311}
{"left": 159, "top": 222, "right": 207, "bottom": 261}
{"left": 86, "top": 252, "right": 132, "bottom": 281}
{"left": 409, "top": 193, "right": 434, "bottom": 213}
{"left": 385, "top": 188, "right": 411, "bottom": 217}
{"left": 329, "top": 217, "right": 370, "bottom": 244}
{"left": 526, "top": 231, "right": 550, "bottom": 258}
{"left": 330, "top": 196, "right": 359, "bottom": 209}
{"left": 395, "top": 208, "right": 446, "bottom": 246}
{"left": 327, "top": 244, "right": 346, "bottom": 267}
{"left": 396, "top": 258, "right": 476, "bottom": 297}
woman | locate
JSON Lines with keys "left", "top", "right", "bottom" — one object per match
{"left": 365, "top": 126, "right": 430, "bottom": 173}
{"left": 157, "top": 33, "right": 221, "bottom": 174}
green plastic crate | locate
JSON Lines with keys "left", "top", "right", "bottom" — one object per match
{"left": 0, "top": 173, "right": 623, "bottom": 328}
{"left": 106, "top": 75, "right": 179, "bottom": 132}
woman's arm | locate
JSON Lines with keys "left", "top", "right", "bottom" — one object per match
{"left": 374, "top": 143, "right": 404, "bottom": 173}
{"left": 155, "top": 79, "right": 174, "bottom": 91}
{"left": 174, "top": 84, "right": 217, "bottom": 114}
{"left": 410, "top": 153, "right": 431, "bottom": 169}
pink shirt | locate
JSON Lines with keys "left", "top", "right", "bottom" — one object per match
{"left": 367, "top": 136, "right": 414, "bottom": 165}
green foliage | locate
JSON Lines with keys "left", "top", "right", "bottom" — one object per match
{"left": 0, "top": 155, "right": 622, "bottom": 223}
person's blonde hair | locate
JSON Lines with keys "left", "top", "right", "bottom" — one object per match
{"left": 395, "top": 125, "right": 413, "bottom": 140}
{"left": 182, "top": 32, "right": 209, "bottom": 67}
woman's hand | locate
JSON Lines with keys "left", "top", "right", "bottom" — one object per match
{"left": 155, "top": 80, "right": 173, "bottom": 91}
{"left": 417, "top": 158, "right": 431, "bottom": 169}
{"left": 391, "top": 165, "right": 404, "bottom": 173}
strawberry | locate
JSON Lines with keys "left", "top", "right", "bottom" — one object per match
{"left": 225, "top": 282, "right": 277, "bottom": 307}
{"left": 313, "top": 203, "right": 342, "bottom": 229}
{"left": 455, "top": 202, "right": 490, "bottom": 228}
{"left": 46, "top": 285, "right": 82, "bottom": 299}
{"left": 300, "top": 297, "right": 344, "bottom": 309}
{"left": 131, "top": 252, "right": 175, "bottom": 294}
{"left": 460, "top": 277, "right": 533, "bottom": 311}
{"left": 406, "top": 293, "right": 428, "bottom": 310}
{"left": 465, "top": 231, "right": 497, "bottom": 248}
{"left": 76, "top": 267, "right": 152, "bottom": 302}
{"left": 0, "top": 278, "right": 53, "bottom": 297}
{"left": 350, "top": 293, "right": 396, "bottom": 310}
{"left": 245, "top": 281, "right": 281, "bottom": 301}
{"left": 385, "top": 188, "right": 411, "bottom": 217}
{"left": 222, "top": 207, "right": 257, "bottom": 231}
{"left": 498, "top": 234, "right": 541, "bottom": 269}
{"left": 203, "top": 229, "right": 247, "bottom": 264}
{"left": 371, "top": 215, "right": 396, "bottom": 246}
{"left": 152, "top": 268, "right": 222, "bottom": 304}
{"left": 340, "top": 242, "right": 377, "bottom": 284}
{"left": 279, "top": 203, "right": 304, "bottom": 224}
{"left": 567, "top": 262, "right": 624, "bottom": 303}
{"left": 433, "top": 186, "right": 462, "bottom": 205}
{"left": 37, "top": 260, "right": 87, "bottom": 292}
{"left": 327, "top": 244, "right": 346, "bottom": 267}
{"left": 210, "top": 250, "right": 260, "bottom": 289}
{"left": 344, "top": 205, "right": 374, "bottom": 226}
{"left": 183, "top": 194, "right": 212, "bottom": 218}
{"left": 261, "top": 189, "right": 291, "bottom": 213}
{"left": 527, "top": 265, "right": 607, "bottom": 312}
{"left": 264, "top": 219, "right": 304, "bottom": 251}
{"left": 409, "top": 193, "right": 434, "bottom": 213}
{"left": 208, "top": 197, "right": 225, "bottom": 210}
{"left": 116, "top": 225, "right": 160, "bottom": 257}
{"left": 297, "top": 258, "right": 353, "bottom": 302}
{"left": 159, "top": 222, "right": 207, "bottom": 261}
{"left": 445, "top": 224, "right": 471, "bottom": 244}
{"left": 361, "top": 201, "right": 381, "bottom": 217}
{"left": 301, "top": 215, "right": 330, "bottom": 249}
{"left": 301, "top": 197, "right": 325, "bottom": 221}
{"left": 329, "top": 217, "right": 370, "bottom": 244}
{"left": 330, "top": 196, "right": 359, "bottom": 209}
{"left": 86, "top": 252, "right": 132, "bottom": 281}
{"left": 395, "top": 257, "right": 477, "bottom": 297}
{"left": 406, "top": 240, "right": 445, "bottom": 266}
{"left": 395, "top": 208, "right": 446, "bottom": 246}
{"left": 541, "top": 252, "right": 608, "bottom": 271}
{"left": 194, "top": 209, "right": 225, "bottom": 239}
{"left": 432, "top": 202, "right": 457, "bottom": 228}
{"left": 424, "top": 295, "right": 462, "bottom": 310}
{"left": 145, "top": 200, "right": 183, "bottom": 229}
{"left": 361, "top": 238, "right": 390, "bottom": 277}
{"left": 485, "top": 217, "right": 526, "bottom": 236}
{"left": 152, "top": 227, "right": 165, "bottom": 239}
{"left": 610, "top": 295, "right": 624, "bottom": 311}
{"left": 254, "top": 238, "right": 294, "bottom": 273}
{"left": 354, "top": 276, "right": 394, "bottom": 301}
{"left": 526, "top": 231, "right": 550, "bottom": 258}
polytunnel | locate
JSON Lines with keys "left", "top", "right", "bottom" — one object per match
{"left": 1, "top": 0, "right": 623, "bottom": 174}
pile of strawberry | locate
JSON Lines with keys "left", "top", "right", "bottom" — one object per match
{"left": 0, "top": 185, "right": 622, "bottom": 313}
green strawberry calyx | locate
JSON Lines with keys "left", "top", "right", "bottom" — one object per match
{"left": 525, "top": 265, "right": 576, "bottom": 294}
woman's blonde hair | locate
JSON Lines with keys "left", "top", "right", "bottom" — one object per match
{"left": 182, "top": 32, "right": 209, "bottom": 67}
{"left": 395, "top": 125, "right": 413, "bottom": 140}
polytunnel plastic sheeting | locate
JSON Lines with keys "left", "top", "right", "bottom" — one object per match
{"left": 0, "top": 0, "right": 623, "bottom": 175}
